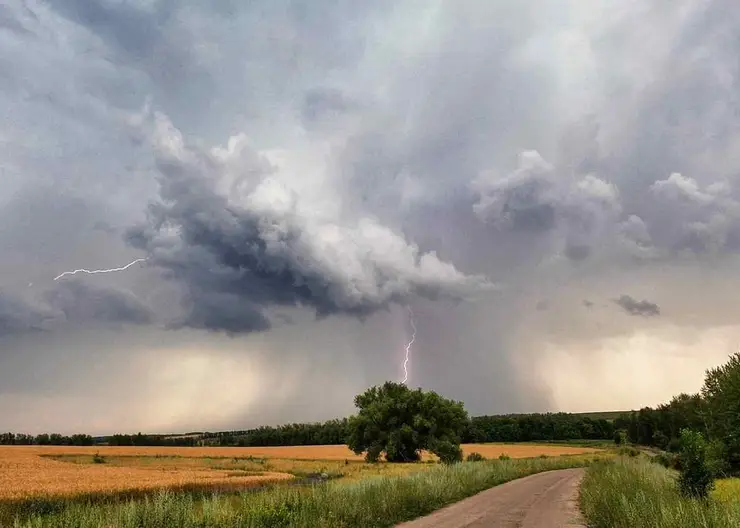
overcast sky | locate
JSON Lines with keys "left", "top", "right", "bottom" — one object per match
{"left": 2, "top": 0, "right": 740, "bottom": 435}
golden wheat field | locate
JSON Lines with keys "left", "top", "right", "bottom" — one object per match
{"left": 0, "top": 447, "right": 292, "bottom": 501}
{"left": 0, "top": 443, "right": 599, "bottom": 500}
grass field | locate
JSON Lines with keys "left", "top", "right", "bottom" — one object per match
{"left": 0, "top": 443, "right": 602, "bottom": 526}
{"left": 580, "top": 456, "right": 740, "bottom": 527}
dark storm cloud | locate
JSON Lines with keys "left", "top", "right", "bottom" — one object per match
{"left": 0, "top": 292, "right": 50, "bottom": 337}
{"left": 43, "top": 280, "right": 153, "bottom": 325}
{"left": 124, "top": 112, "right": 490, "bottom": 334}
{"left": 614, "top": 295, "right": 661, "bottom": 317}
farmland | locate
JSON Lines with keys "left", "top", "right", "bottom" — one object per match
{"left": 0, "top": 443, "right": 599, "bottom": 502}
{"left": 0, "top": 444, "right": 604, "bottom": 528}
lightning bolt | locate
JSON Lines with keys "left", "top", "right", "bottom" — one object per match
{"left": 402, "top": 306, "right": 416, "bottom": 384}
{"left": 53, "top": 258, "right": 147, "bottom": 281}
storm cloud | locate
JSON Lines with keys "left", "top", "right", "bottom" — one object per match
{"left": 3, "top": 0, "right": 740, "bottom": 434}
{"left": 124, "top": 112, "right": 489, "bottom": 334}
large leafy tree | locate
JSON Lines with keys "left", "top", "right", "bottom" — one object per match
{"left": 347, "top": 382, "right": 469, "bottom": 463}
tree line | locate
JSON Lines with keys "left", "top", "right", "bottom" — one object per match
{"left": 1, "top": 413, "right": 617, "bottom": 447}
{"left": 0, "top": 433, "right": 95, "bottom": 446}
{"left": 610, "top": 352, "right": 740, "bottom": 475}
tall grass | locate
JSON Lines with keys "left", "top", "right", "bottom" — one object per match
{"left": 580, "top": 457, "right": 740, "bottom": 528}
{"left": 9, "top": 456, "right": 595, "bottom": 528}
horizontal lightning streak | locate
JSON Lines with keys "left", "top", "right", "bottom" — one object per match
{"left": 53, "top": 258, "right": 147, "bottom": 281}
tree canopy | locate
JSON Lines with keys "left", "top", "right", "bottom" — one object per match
{"left": 346, "top": 381, "right": 469, "bottom": 463}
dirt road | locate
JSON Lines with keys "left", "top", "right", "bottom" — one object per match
{"left": 396, "top": 468, "right": 585, "bottom": 528}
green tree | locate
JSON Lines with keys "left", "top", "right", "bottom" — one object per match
{"left": 677, "top": 428, "right": 714, "bottom": 499}
{"left": 701, "top": 352, "right": 740, "bottom": 469}
{"left": 347, "top": 382, "right": 469, "bottom": 463}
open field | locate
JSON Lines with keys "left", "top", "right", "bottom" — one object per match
{"left": 6, "top": 455, "right": 603, "bottom": 528}
{"left": 0, "top": 443, "right": 599, "bottom": 501}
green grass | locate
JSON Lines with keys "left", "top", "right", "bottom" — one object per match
{"left": 9, "top": 456, "right": 599, "bottom": 528}
{"left": 580, "top": 457, "right": 740, "bottom": 527}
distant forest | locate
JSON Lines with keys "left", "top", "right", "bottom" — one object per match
{"left": 1, "top": 411, "right": 623, "bottom": 447}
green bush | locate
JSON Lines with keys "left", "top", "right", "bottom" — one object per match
{"left": 498, "top": 453, "right": 510, "bottom": 461}
{"left": 92, "top": 453, "right": 106, "bottom": 464}
{"left": 677, "top": 428, "right": 714, "bottom": 499}
{"left": 431, "top": 439, "right": 463, "bottom": 465}
{"left": 465, "top": 452, "right": 486, "bottom": 462}
{"left": 706, "top": 439, "right": 730, "bottom": 478}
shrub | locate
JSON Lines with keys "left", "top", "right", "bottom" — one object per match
{"left": 466, "top": 452, "right": 486, "bottom": 462}
{"left": 677, "top": 428, "right": 714, "bottom": 499}
{"left": 498, "top": 453, "right": 511, "bottom": 461}
{"left": 618, "top": 446, "right": 640, "bottom": 457}
{"left": 654, "top": 451, "right": 680, "bottom": 470}
{"left": 667, "top": 436, "right": 681, "bottom": 453}
{"left": 92, "top": 453, "right": 106, "bottom": 464}
{"left": 652, "top": 431, "right": 670, "bottom": 450}
{"left": 431, "top": 439, "right": 463, "bottom": 465}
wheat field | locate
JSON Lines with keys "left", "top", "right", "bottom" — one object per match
{"left": 0, "top": 443, "right": 599, "bottom": 501}
{"left": 0, "top": 446, "right": 292, "bottom": 501}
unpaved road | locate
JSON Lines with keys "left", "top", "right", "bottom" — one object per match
{"left": 396, "top": 468, "right": 585, "bottom": 528}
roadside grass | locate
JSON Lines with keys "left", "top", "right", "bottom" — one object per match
{"left": 580, "top": 456, "right": 740, "bottom": 528}
{"left": 9, "top": 455, "right": 601, "bottom": 528}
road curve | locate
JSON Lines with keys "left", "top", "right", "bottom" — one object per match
{"left": 395, "top": 468, "right": 585, "bottom": 528}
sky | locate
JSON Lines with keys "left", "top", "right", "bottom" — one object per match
{"left": 2, "top": 0, "right": 740, "bottom": 435}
